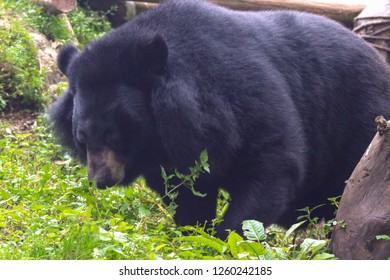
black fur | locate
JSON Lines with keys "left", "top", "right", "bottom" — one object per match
{"left": 50, "top": 0, "right": 390, "bottom": 234}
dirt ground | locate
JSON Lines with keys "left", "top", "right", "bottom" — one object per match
{"left": 1, "top": 110, "right": 38, "bottom": 132}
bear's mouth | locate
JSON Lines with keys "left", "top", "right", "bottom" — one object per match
{"left": 87, "top": 148, "right": 125, "bottom": 189}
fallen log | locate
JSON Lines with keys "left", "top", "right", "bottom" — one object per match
{"left": 31, "top": 0, "right": 77, "bottom": 14}
{"left": 330, "top": 116, "right": 390, "bottom": 260}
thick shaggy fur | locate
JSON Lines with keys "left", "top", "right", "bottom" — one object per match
{"left": 50, "top": 0, "right": 390, "bottom": 234}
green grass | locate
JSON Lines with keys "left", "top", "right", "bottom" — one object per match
{"left": 0, "top": 118, "right": 175, "bottom": 259}
{"left": 0, "top": 117, "right": 336, "bottom": 260}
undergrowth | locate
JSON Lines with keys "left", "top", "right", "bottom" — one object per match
{"left": 1, "top": 0, "right": 111, "bottom": 47}
{"left": 0, "top": 0, "right": 111, "bottom": 112}
{"left": 0, "top": 118, "right": 337, "bottom": 260}
{"left": 0, "top": 12, "right": 45, "bottom": 111}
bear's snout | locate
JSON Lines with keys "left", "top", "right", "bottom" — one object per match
{"left": 87, "top": 148, "right": 125, "bottom": 189}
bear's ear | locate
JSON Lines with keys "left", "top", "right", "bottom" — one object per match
{"left": 57, "top": 44, "right": 80, "bottom": 76}
{"left": 134, "top": 34, "right": 168, "bottom": 76}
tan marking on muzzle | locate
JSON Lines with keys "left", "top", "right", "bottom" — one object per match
{"left": 87, "top": 148, "right": 125, "bottom": 187}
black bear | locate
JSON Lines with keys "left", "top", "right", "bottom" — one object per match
{"left": 50, "top": 0, "right": 390, "bottom": 234}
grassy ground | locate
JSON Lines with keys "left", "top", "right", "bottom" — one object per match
{"left": 0, "top": 116, "right": 336, "bottom": 260}
{"left": 0, "top": 116, "right": 178, "bottom": 259}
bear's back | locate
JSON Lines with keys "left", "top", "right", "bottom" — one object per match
{"left": 130, "top": 1, "right": 390, "bottom": 212}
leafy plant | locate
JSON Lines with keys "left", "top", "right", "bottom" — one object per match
{"left": 0, "top": 0, "right": 112, "bottom": 112}
{"left": 242, "top": 220, "right": 267, "bottom": 242}
{"left": 0, "top": 13, "right": 46, "bottom": 111}
{"left": 297, "top": 204, "right": 325, "bottom": 227}
{"left": 296, "top": 204, "right": 338, "bottom": 240}
{"left": 68, "top": 6, "right": 112, "bottom": 47}
{"left": 376, "top": 235, "right": 390, "bottom": 241}
{"left": 1, "top": 0, "right": 111, "bottom": 47}
{"left": 158, "top": 150, "right": 210, "bottom": 217}
{"left": 328, "top": 195, "right": 342, "bottom": 209}
{"left": 173, "top": 220, "right": 335, "bottom": 260}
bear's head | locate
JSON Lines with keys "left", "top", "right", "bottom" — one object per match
{"left": 50, "top": 33, "right": 168, "bottom": 189}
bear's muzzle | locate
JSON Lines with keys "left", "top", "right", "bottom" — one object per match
{"left": 87, "top": 148, "right": 125, "bottom": 189}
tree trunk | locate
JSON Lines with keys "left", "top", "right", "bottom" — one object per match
{"left": 31, "top": 0, "right": 77, "bottom": 14}
{"left": 330, "top": 116, "right": 390, "bottom": 260}
{"left": 354, "top": 1, "right": 390, "bottom": 64}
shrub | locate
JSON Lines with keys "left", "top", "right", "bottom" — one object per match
{"left": 0, "top": 14, "right": 45, "bottom": 111}
{"left": 1, "top": 0, "right": 112, "bottom": 47}
{"left": 0, "top": 0, "right": 112, "bottom": 111}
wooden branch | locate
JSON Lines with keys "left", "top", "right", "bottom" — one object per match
{"left": 212, "top": 0, "right": 364, "bottom": 13}
{"left": 122, "top": 1, "right": 157, "bottom": 20}
{"left": 57, "top": 14, "right": 79, "bottom": 45}
{"left": 330, "top": 116, "right": 390, "bottom": 260}
{"left": 31, "top": 0, "right": 77, "bottom": 14}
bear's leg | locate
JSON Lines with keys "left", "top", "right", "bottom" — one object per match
{"left": 219, "top": 176, "right": 295, "bottom": 236}
{"left": 172, "top": 186, "right": 219, "bottom": 229}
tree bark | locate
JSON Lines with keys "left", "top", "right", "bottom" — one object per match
{"left": 31, "top": 0, "right": 77, "bottom": 14}
{"left": 354, "top": 1, "right": 390, "bottom": 64}
{"left": 330, "top": 116, "right": 390, "bottom": 260}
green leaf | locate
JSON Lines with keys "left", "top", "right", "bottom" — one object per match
{"left": 138, "top": 206, "right": 151, "bottom": 217}
{"left": 182, "top": 226, "right": 227, "bottom": 247}
{"left": 313, "top": 253, "right": 336, "bottom": 260}
{"left": 300, "top": 238, "right": 327, "bottom": 255}
{"left": 155, "top": 244, "right": 167, "bottom": 252}
{"left": 282, "top": 220, "right": 306, "bottom": 244}
{"left": 273, "top": 247, "right": 288, "bottom": 260}
{"left": 237, "top": 240, "right": 269, "bottom": 259}
{"left": 227, "top": 231, "right": 243, "bottom": 258}
{"left": 84, "top": 204, "right": 93, "bottom": 220}
{"left": 112, "top": 231, "right": 128, "bottom": 243}
{"left": 177, "top": 235, "right": 227, "bottom": 254}
{"left": 189, "top": 186, "right": 207, "bottom": 197}
{"left": 261, "top": 242, "right": 276, "bottom": 260}
{"left": 109, "top": 245, "right": 125, "bottom": 256}
{"left": 200, "top": 150, "right": 210, "bottom": 173}
{"left": 160, "top": 165, "right": 174, "bottom": 181}
{"left": 242, "top": 220, "right": 267, "bottom": 242}
{"left": 376, "top": 235, "right": 390, "bottom": 240}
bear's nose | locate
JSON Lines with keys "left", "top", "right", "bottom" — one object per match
{"left": 86, "top": 148, "right": 125, "bottom": 189}
{"left": 92, "top": 174, "right": 117, "bottom": 189}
